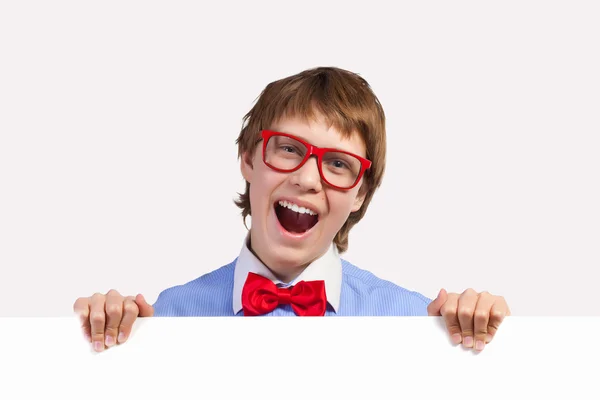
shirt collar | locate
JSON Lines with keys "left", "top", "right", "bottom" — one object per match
{"left": 232, "top": 237, "right": 342, "bottom": 315}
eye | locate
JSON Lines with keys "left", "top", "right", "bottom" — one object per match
{"left": 330, "top": 159, "right": 349, "bottom": 169}
{"left": 281, "top": 145, "right": 296, "bottom": 153}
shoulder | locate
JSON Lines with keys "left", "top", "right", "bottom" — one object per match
{"left": 152, "top": 260, "right": 236, "bottom": 316}
{"left": 339, "top": 259, "right": 432, "bottom": 316}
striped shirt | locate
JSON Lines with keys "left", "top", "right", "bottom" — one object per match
{"left": 153, "top": 241, "right": 431, "bottom": 317}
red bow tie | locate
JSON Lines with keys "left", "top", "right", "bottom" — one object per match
{"left": 241, "top": 272, "right": 327, "bottom": 316}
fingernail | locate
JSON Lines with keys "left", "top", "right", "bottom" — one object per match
{"left": 475, "top": 340, "right": 485, "bottom": 351}
{"left": 118, "top": 332, "right": 126, "bottom": 343}
{"left": 93, "top": 341, "right": 104, "bottom": 352}
{"left": 486, "top": 334, "right": 493, "bottom": 343}
{"left": 451, "top": 333, "right": 462, "bottom": 344}
{"left": 105, "top": 336, "right": 115, "bottom": 347}
{"left": 463, "top": 336, "right": 473, "bottom": 348}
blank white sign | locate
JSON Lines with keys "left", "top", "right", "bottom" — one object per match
{"left": 2, "top": 317, "right": 598, "bottom": 399}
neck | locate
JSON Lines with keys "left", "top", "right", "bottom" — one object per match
{"left": 247, "top": 236, "right": 321, "bottom": 283}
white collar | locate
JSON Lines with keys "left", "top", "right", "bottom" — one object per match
{"left": 232, "top": 237, "right": 342, "bottom": 315}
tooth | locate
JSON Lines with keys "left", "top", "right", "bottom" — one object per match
{"left": 278, "top": 200, "right": 317, "bottom": 215}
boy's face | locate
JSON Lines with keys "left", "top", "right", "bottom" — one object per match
{"left": 241, "top": 114, "right": 367, "bottom": 281}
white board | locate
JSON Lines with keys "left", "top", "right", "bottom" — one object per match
{"left": 1, "top": 317, "right": 598, "bottom": 399}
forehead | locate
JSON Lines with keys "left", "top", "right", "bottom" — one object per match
{"left": 269, "top": 114, "right": 367, "bottom": 157}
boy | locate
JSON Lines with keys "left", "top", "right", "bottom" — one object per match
{"left": 74, "top": 66, "right": 510, "bottom": 353}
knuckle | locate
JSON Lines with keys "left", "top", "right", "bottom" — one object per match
{"left": 475, "top": 334, "right": 488, "bottom": 342}
{"left": 458, "top": 307, "right": 474, "bottom": 319}
{"left": 464, "top": 288, "right": 477, "bottom": 296}
{"left": 474, "top": 310, "right": 489, "bottom": 322}
{"left": 106, "top": 289, "right": 121, "bottom": 297}
{"left": 90, "top": 312, "right": 105, "bottom": 324}
{"left": 123, "top": 303, "right": 139, "bottom": 315}
{"left": 440, "top": 304, "right": 455, "bottom": 316}
{"left": 447, "top": 324, "right": 461, "bottom": 334}
{"left": 74, "top": 302, "right": 89, "bottom": 315}
{"left": 478, "top": 291, "right": 491, "bottom": 299}
{"left": 91, "top": 292, "right": 105, "bottom": 301}
{"left": 474, "top": 325, "right": 488, "bottom": 334}
{"left": 461, "top": 327, "right": 474, "bottom": 336}
{"left": 105, "top": 303, "right": 122, "bottom": 317}
{"left": 491, "top": 309, "right": 506, "bottom": 320}
{"left": 105, "top": 326, "right": 118, "bottom": 336}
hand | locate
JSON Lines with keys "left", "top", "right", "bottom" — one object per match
{"left": 73, "top": 290, "right": 154, "bottom": 352}
{"left": 427, "top": 288, "right": 510, "bottom": 352}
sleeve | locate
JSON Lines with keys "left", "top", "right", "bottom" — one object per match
{"left": 151, "top": 287, "right": 180, "bottom": 317}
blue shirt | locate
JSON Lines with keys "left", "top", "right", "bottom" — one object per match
{"left": 153, "top": 241, "right": 432, "bottom": 317}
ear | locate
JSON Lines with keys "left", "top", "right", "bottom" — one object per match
{"left": 240, "top": 150, "right": 255, "bottom": 183}
{"left": 350, "top": 190, "right": 366, "bottom": 213}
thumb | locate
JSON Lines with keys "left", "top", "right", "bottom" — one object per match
{"left": 427, "top": 288, "right": 448, "bottom": 316}
{"left": 135, "top": 294, "right": 155, "bottom": 317}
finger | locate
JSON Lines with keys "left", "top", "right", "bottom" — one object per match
{"left": 104, "top": 289, "right": 124, "bottom": 348}
{"left": 135, "top": 294, "right": 155, "bottom": 317}
{"left": 487, "top": 296, "right": 510, "bottom": 342}
{"left": 439, "top": 293, "right": 461, "bottom": 344}
{"left": 473, "top": 292, "right": 495, "bottom": 352}
{"left": 457, "top": 289, "right": 479, "bottom": 348}
{"left": 73, "top": 297, "right": 91, "bottom": 342}
{"left": 118, "top": 296, "right": 139, "bottom": 344}
{"left": 89, "top": 293, "right": 107, "bottom": 352}
{"left": 427, "top": 289, "right": 447, "bottom": 316}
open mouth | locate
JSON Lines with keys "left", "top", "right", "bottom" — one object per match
{"left": 274, "top": 200, "right": 319, "bottom": 234}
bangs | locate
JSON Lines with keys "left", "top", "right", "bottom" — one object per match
{"left": 257, "top": 70, "right": 377, "bottom": 142}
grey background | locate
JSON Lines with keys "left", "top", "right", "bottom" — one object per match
{"left": 1, "top": 1, "right": 598, "bottom": 316}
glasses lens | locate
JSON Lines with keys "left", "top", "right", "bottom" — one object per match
{"left": 321, "top": 151, "right": 362, "bottom": 188}
{"left": 265, "top": 135, "right": 308, "bottom": 171}
{"left": 264, "top": 134, "right": 363, "bottom": 189}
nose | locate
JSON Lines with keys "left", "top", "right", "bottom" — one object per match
{"left": 289, "top": 156, "right": 323, "bottom": 192}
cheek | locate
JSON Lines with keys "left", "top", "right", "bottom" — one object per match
{"left": 323, "top": 190, "right": 358, "bottom": 226}
{"left": 249, "top": 168, "right": 286, "bottom": 212}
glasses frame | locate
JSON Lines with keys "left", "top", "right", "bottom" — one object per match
{"left": 260, "top": 130, "right": 372, "bottom": 190}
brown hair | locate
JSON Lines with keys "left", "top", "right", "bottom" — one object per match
{"left": 235, "top": 66, "right": 386, "bottom": 253}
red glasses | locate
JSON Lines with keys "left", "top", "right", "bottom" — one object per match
{"left": 261, "top": 130, "right": 372, "bottom": 190}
